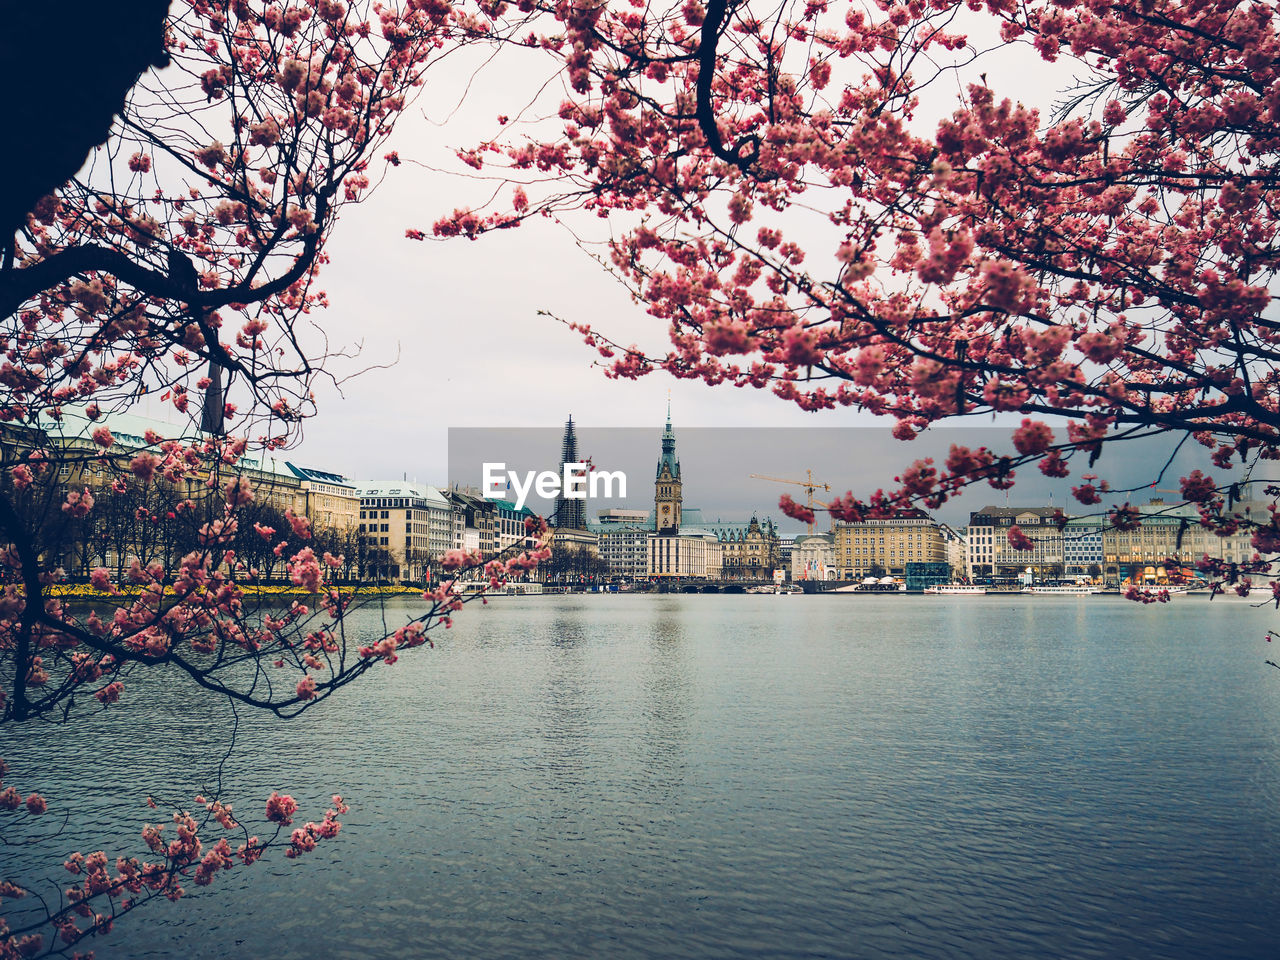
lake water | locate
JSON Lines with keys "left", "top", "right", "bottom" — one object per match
{"left": 4, "top": 593, "right": 1280, "bottom": 959}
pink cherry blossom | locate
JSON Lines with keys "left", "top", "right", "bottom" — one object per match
{"left": 1007, "top": 526, "right": 1035, "bottom": 552}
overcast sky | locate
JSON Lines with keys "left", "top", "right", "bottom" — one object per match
{"left": 249, "top": 43, "right": 862, "bottom": 485}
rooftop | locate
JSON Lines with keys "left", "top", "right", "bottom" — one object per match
{"left": 285, "top": 462, "right": 354, "bottom": 489}
{"left": 356, "top": 480, "right": 449, "bottom": 505}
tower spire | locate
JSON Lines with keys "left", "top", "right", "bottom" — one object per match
{"left": 655, "top": 399, "right": 682, "bottom": 535}
{"left": 555, "top": 415, "right": 586, "bottom": 530}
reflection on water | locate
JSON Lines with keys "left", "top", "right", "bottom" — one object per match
{"left": 2, "top": 594, "right": 1279, "bottom": 960}
{"left": 541, "top": 609, "right": 592, "bottom": 781}
{"left": 638, "top": 605, "right": 692, "bottom": 796}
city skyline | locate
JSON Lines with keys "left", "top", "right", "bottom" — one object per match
{"left": 447, "top": 412, "right": 1248, "bottom": 529}
{"left": 46, "top": 397, "right": 1255, "bottom": 534}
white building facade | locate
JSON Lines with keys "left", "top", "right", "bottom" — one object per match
{"left": 647, "top": 533, "right": 723, "bottom": 579}
{"left": 966, "top": 506, "right": 1066, "bottom": 580}
{"left": 791, "top": 533, "right": 836, "bottom": 581}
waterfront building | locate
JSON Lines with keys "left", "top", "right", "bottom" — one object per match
{"left": 423, "top": 485, "right": 454, "bottom": 563}
{"left": 489, "top": 497, "right": 539, "bottom": 555}
{"left": 448, "top": 494, "right": 465, "bottom": 552}
{"left": 938, "top": 523, "right": 968, "bottom": 580}
{"left": 905, "top": 561, "right": 951, "bottom": 591}
{"left": 594, "top": 404, "right": 781, "bottom": 580}
{"left": 649, "top": 513, "right": 782, "bottom": 579}
{"left": 964, "top": 498, "right": 1270, "bottom": 584}
{"left": 777, "top": 536, "right": 796, "bottom": 574}
{"left": 716, "top": 515, "right": 781, "bottom": 580}
{"left": 596, "top": 525, "right": 651, "bottom": 579}
{"left": 588, "top": 508, "right": 651, "bottom": 579}
{"left": 39, "top": 405, "right": 315, "bottom": 515}
{"left": 357, "top": 480, "right": 449, "bottom": 583}
{"left": 966, "top": 506, "right": 1066, "bottom": 580}
{"left": 791, "top": 533, "right": 836, "bottom": 581}
{"left": 221, "top": 449, "right": 308, "bottom": 518}
{"left": 1100, "top": 497, "right": 1265, "bottom": 584}
{"left": 284, "top": 463, "right": 360, "bottom": 535}
{"left": 644, "top": 403, "right": 725, "bottom": 579}
{"left": 550, "top": 527, "right": 600, "bottom": 556}
{"left": 834, "top": 510, "right": 946, "bottom": 579}
{"left": 1062, "top": 517, "right": 1105, "bottom": 578}
{"left": 450, "top": 489, "right": 498, "bottom": 557}
{"left": 654, "top": 402, "right": 682, "bottom": 535}
{"left": 27, "top": 405, "right": 328, "bottom": 578}
{"left": 647, "top": 530, "right": 723, "bottom": 579}
{"left": 596, "top": 508, "right": 651, "bottom": 528}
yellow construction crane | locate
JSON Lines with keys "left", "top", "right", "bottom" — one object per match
{"left": 749, "top": 470, "right": 832, "bottom": 535}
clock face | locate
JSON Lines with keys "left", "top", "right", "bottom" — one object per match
{"left": 661, "top": 506, "right": 670, "bottom": 514}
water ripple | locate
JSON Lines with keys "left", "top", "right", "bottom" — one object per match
{"left": 2, "top": 594, "right": 1278, "bottom": 959}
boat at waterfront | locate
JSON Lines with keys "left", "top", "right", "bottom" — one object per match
{"left": 924, "top": 584, "right": 987, "bottom": 595}
{"left": 1123, "top": 581, "right": 1193, "bottom": 597}
{"left": 1021, "top": 583, "right": 1101, "bottom": 596}
{"left": 504, "top": 582, "right": 544, "bottom": 596}
{"left": 835, "top": 578, "right": 906, "bottom": 593}
{"left": 451, "top": 581, "right": 544, "bottom": 596}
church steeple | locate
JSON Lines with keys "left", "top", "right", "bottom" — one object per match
{"left": 555, "top": 415, "right": 586, "bottom": 530}
{"left": 654, "top": 399, "right": 682, "bottom": 535}
{"left": 657, "top": 399, "right": 680, "bottom": 481}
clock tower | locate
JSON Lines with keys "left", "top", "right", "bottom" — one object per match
{"left": 655, "top": 400, "right": 682, "bottom": 535}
